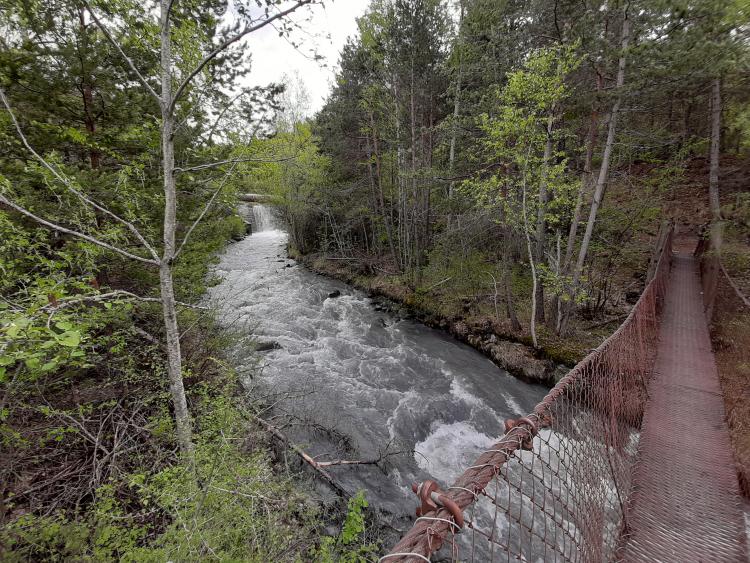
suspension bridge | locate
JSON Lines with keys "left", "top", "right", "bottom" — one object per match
{"left": 381, "top": 228, "right": 748, "bottom": 562}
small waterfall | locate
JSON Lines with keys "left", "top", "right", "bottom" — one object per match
{"left": 251, "top": 205, "right": 278, "bottom": 232}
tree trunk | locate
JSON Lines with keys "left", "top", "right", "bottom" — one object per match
{"left": 503, "top": 241, "right": 522, "bottom": 332}
{"left": 370, "top": 112, "right": 398, "bottom": 267}
{"left": 534, "top": 113, "right": 554, "bottom": 323}
{"left": 521, "top": 167, "right": 538, "bottom": 349}
{"left": 709, "top": 77, "right": 722, "bottom": 252}
{"left": 447, "top": 0, "right": 464, "bottom": 203}
{"left": 160, "top": 0, "right": 193, "bottom": 457}
{"left": 78, "top": 7, "right": 100, "bottom": 169}
{"left": 563, "top": 76, "right": 602, "bottom": 273}
{"left": 558, "top": 92, "right": 600, "bottom": 334}
{"left": 564, "top": 8, "right": 630, "bottom": 333}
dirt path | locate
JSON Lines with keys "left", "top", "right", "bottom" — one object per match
{"left": 622, "top": 250, "right": 747, "bottom": 561}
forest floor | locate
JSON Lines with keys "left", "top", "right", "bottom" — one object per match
{"left": 0, "top": 216, "right": 378, "bottom": 561}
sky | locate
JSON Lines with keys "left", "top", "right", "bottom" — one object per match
{"left": 241, "top": 1, "right": 371, "bottom": 116}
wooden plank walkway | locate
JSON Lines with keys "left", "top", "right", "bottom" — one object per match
{"left": 622, "top": 251, "right": 748, "bottom": 562}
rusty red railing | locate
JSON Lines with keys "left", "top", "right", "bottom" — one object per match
{"left": 382, "top": 229, "right": 673, "bottom": 563}
{"left": 696, "top": 240, "right": 750, "bottom": 497}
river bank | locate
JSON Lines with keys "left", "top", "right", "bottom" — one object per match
{"left": 209, "top": 221, "right": 549, "bottom": 520}
{"left": 297, "top": 253, "right": 590, "bottom": 386}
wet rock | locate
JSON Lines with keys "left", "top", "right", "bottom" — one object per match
{"left": 284, "top": 263, "right": 292, "bottom": 268}
{"left": 552, "top": 364, "right": 571, "bottom": 383}
{"left": 253, "top": 341, "right": 282, "bottom": 352}
{"left": 327, "top": 290, "right": 341, "bottom": 299}
{"left": 485, "top": 341, "right": 554, "bottom": 384}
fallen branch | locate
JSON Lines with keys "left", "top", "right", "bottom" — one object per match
{"left": 424, "top": 276, "right": 453, "bottom": 293}
{"left": 251, "top": 413, "right": 351, "bottom": 497}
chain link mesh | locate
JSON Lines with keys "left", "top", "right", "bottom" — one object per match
{"left": 702, "top": 252, "right": 750, "bottom": 497}
{"left": 383, "top": 231, "right": 673, "bottom": 563}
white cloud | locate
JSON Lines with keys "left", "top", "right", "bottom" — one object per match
{"left": 241, "top": 1, "right": 370, "bottom": 115}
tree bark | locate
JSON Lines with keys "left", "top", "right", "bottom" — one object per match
{"left": 521, "top": 166, "right": 538, "bottom": 349}
{"left": 447, "top": 0, "right": 464, "bottom": 203}
{"left": 534, "top": 113, "right": 554, "bottom": 323}
{"left": 78, "top": 7, "right": 100, "bottom": 169}
{"left": 565, "top": 7, "right": 630, "bottom": 333}
{"left": 563, "top": 75, "right": 602, "bottom": 273}
{"left": 369, "top": 111, "right": 398, "bottom": 267}
{"left": 160, "top": 0, "right": 193, "bottom": 457}
{"left": 709, "top": 77, "right": 722, "bottom": 252}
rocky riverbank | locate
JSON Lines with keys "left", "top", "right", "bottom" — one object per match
{"left": 299, "top": 254, "right": 572, "bottom": 386}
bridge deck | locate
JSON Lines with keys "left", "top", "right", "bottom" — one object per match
{"left": 622, "top": 251, "right": 747, "bottom": 561}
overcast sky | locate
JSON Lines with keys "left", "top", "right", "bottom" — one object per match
{"left": 242, "top": 1, "right": 371, "bottom": 116}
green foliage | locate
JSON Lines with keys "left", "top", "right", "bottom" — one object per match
{"left": 1, "top": 395, "right": 320, "bottom": 562}
{"left": 247, "top": 123, "right": 331, "bottom": 254}
{"left": 464, "top": 43, "right": 580, "bottom": 226}
{"left": 311, "top": 491, "right": 380, "bottom": 563}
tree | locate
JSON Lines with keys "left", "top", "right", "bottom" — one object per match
{"left": 467, "top": 45, "right": 579, "bottom": 348}
{"left": 1, "top": 0, "right": 317, "bottom": 457}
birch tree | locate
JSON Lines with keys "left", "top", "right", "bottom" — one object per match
{"left": 467, "top": 45, "right": 579, "bottom": 348}
{"left": 1, "top": 0, "right": 317, "bottom": 457}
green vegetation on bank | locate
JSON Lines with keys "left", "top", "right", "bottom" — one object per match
{"left": 253, "top": 0, "right": 750, "bottom": 358}
{"left": 0, "top": 0, "right": 381, "bottom": 559}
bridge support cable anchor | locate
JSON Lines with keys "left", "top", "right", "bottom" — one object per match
{"left": 411, "top": 480, "right": 465, "bottom": 530}
{"left": 503, "top": 416, "right": 541, "bottom": 450}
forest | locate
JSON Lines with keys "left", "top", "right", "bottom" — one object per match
{"left": 1, "top": 0, "right": 749, "bottom": 561}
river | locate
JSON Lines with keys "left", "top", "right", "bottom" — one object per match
{"left": 207, "top": 205, "right": 548, "bottom": 521}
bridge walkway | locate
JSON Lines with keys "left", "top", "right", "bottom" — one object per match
{"left": 622, "top": 249, "right": 747, "bottom": 562}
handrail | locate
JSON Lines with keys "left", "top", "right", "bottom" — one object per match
{"left": 384, "top": 228, "right": 674, "bottom": 562}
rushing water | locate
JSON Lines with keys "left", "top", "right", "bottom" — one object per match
{"left": 208, "top": 205, "right": 548, "bottom": 519}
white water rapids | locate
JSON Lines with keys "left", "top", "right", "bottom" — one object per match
{"left": 207, "top": 205, "right": 548, "bottom": 520}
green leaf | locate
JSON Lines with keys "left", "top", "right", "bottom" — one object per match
{"left": 58, "top": 330, "right": 81, "bottom": 347}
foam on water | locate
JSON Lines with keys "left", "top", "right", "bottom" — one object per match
{"left": 414, "top": 421, "right": 495, "bottom": 485}
{"left": 207, "top": 207, "right": 549, "bottom": 516}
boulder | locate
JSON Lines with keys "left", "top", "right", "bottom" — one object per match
{"left": 254, "top": 341, "right": 282, "bottom": 352}
{"left": 485, "top": 341, "right": 555, "bottom": 383}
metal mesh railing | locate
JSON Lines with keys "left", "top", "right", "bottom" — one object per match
{"left": 702, "top": 254, "right": 750, "bottom": 497}
{"left": 383, "top": 230, "right": 673, "bottom": 563}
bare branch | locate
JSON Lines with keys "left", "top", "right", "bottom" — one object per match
{"left": 250, "top": 412, "right": 351, "bottom": 498}
{"left": 0, "top": 194, "right": 160, "bottom": 266}
{"left": 174, "top": 163, "right": 237, "bottom": 260}
{"left": 43, "top": 289, "right": 207, "bottom": 329}
{"left": 0, "top": 88, "right": 161, "bottom": 261}
{"left": 174, "top": 155, "right": 297, "bottom": 174}
{"left": 82, "top": 2, "right": 161, "bottom": 102}
{"left": 43, "top": 289, "right": 208, "bottom": 313}
{"left": 169, "top": 0, "right": 313, "bottom": 114}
